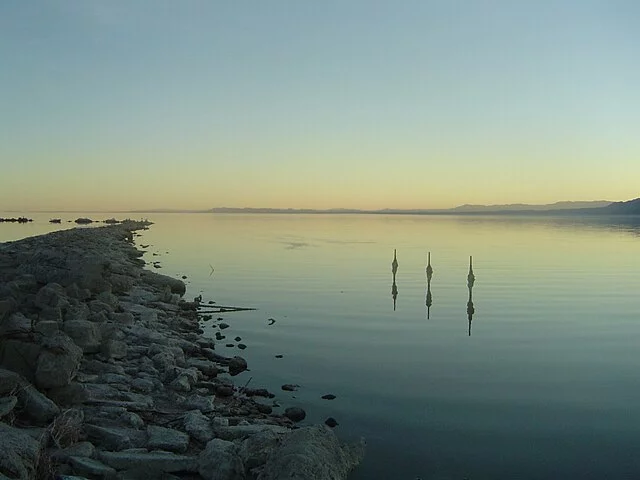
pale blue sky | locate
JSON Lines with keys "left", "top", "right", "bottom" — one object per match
{"left": 1, "top": 1, "right": 639, "bottom": 210}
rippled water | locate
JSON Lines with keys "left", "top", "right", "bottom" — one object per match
{"left": 3, "top": 213, "right": 640, "bottom": 479}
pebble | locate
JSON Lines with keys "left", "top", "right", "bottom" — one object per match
{"left": 281, "top": 384, "right": 300, "bottom": 392}
{"left": 321, "top": 394, "right": 337, "bottom": 400}
{"left": 237, "top": 344, "right": 247, "bottom": 350}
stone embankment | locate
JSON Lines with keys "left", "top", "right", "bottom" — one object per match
{"left": 0, "top": 222, "right": 364, "bottom": 479}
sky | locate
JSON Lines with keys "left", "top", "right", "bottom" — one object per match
{"left": 1, "top": 1, "right": 639, "bottom": 211}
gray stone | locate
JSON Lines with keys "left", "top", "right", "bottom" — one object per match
{"left": 239, "top": 428, "right": 287, "bottom": 470}
{"left": 98, "top": 451, "right": 198, "bottom": 473}
{"left": 0, "top": 312, "right": 31, "bottom": 337}
{"left": 146, "top": 425, "right": 190, "bottom": 454}
{"left": 119, "top": 411, "right": 145, "bottom": 429}
{"left": 35, "top": 331, "right": 83, "bottom": 389}
{"left": 228, "top": 356, "right": 247, "bottom": 376}
{"left": 34, "top": 320, "right": 59, "bottom": 337}
{"left": 186, "top": 358, "right": 219, "bottom": 377}
{"left": 38, "top": 306, "right": 62, "bottom": 322}
{"left": 0, "top": 368, "right": 60, "bottom": 423}
{"left": 65, "top": 303, "right": 90, "bottom": 322}
{"left": 284, "top": 407, "right": 306, "bottom": 423}
{"left": 178, "top": 394, "right": 215, "bottom": 413}
{"left": 0, "top": 423, "right": 39, "bottom": 480}
{"left": 0, "top": 340, "right": 41, "bottom": 382}
{"left": 257, "top": 425, "right": 365, "bottom": 480}
{"left": 84, "top": 424, "right": 134, "bottom": 451}
{"left": 183, "top": 410, "right": 214, "bottom": 443}
{"left": 198, "top": 438, "right": 244, "bottom": 480}
{"left": 63, "top": 320, "right": 102, "bottom": 353}
{"left": 96, "top": 290, "right": 119, "bottom": 308}
{"left": 51, "top": 442, "right": 96, "bottom": 462}
{"left": 131, "top": 378, "right": 155, "bottom": 393}
{"left": 140, "top": 271, "right": 186, "bottom": 296}
{"left": 109, "top": 312, "right": 134, "bottom": 326}
{"left": 214, "top": 424, "right": 289, "bottom": 442}
{"left": 0, "top": 395, "right": 18, "bottom": 417}
{"left": 35, "top": 282, "right": 69, "bottom": 310}
{"left": 68, "top": 456, "right": 117, "bottom": 478}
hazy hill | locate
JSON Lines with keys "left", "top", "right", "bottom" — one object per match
{"left": 598, "top": 197, "right": 640, "bottom": 214}
{"left": 450, "top": 201, "right": 611, "bottom": 212}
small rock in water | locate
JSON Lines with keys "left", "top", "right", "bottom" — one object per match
{"left": 153, "top": 264, "right": 162, "bottom": 269}
{"left": 237, "top": 343, "right": 247, "bottom": 350}
{"left": 225, "top": 344, "right": 234, "bottom": 348}
{"left": 275, "top": 354, "right": 283, "bottom": 359}
{"left": 284, "top": 407, "right": 306, "bottom": 422}
{"left": 255, "top": 403, "right": 273, "bottom": 414}
{"left": 217, "top": 317, "right": 224, "bottom": 320}
{"left": 267, "top": 318, "right": 276, "bottom": 325}
{"left": 234, "top": 336, "right": 241, "bottom": 342}
{"left": 219, "top": 322, "right": 230, "bottom": 329}
{"left": 321, "top": 394, "right": 337, "bottom": 400}
{"left": 208, "top": 300, "right": 216, "bottom": 304}
{"left": 281, "top": 384, "right": 300, "bottom": 392}
{"left": 325, "top": 417, "right": 339, "bottom": 428}
{"left": 181, "top": 275, "right": 187, "bottom": 279}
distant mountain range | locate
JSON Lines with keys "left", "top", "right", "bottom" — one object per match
{"left": 206, "top": 198, "right": 640, "bottom": 215}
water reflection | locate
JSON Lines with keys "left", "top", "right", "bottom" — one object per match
{"left": 467, "top": 256, "right": 475, "bottom": 336}
{"left": 425, "top": 252, "right": 433, "bottom": 319}
{"left": 391, "top": 249, "right": 398, "bottom": 311}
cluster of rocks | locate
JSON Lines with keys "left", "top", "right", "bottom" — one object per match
{"left": 0, "top": 218, "right": 32, "bottom": 223}
{"left": 0, "top": 221, "right": 364, "bottom": 479}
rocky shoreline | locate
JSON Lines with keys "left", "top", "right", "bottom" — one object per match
{"left": 0, "top": 221, "right": 364, "bottom": 479}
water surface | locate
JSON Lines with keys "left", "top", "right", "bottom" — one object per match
{"left": 3, "top": 213, "right": 640, "bottom": 479}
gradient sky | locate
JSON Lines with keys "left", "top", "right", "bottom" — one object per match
{"left": 1, "top": 1, "right": 639, "bottom": 211}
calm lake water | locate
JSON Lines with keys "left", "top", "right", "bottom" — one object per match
{"left": 3, "top": 213, "right": 640, "bottom": 479}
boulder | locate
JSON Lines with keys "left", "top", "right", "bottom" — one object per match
{"left": 35, "top": 332, "right": 83, "bottom": 389}
{"left": 98, "top": 451, "right": 198, "bottom": 473}
{"left": 228, "top": 356, "right": 248, "bottom": 376}
{"left": 257, "top": 425, "right": 365, "bottom": 480}
{"left": 0, "top": 369, "right": 60, "bottom": 424}
{"left": 63, "top": 320, "right": 102, "bottom": 353}
{"left": 183, "top": 410, "right": 214, "bottom": 443}
{"left": 0, "top": 340, "right": 41, "bottom": 382}
{"left": 198, "top": 438, "right": 244, "bottom": 480}
{"left": 0, "top": 423, "right": 39, "bottom": 479}
{"left": 139, "top": 271, "right": 186, "bottom": 296}
{"left": 146, "top": 425, "right": 190, "bottom": 454}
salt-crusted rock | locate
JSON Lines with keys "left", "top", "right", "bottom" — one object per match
{"left": 198, "top": 438, "right": 244, "bottom": 480}
{"left": 184, "top": 410, "right": 214, "bottom": 443}
{"left": 63, "top": 320, "right": 102, "bottom": 353}
{"left": 0, "top": 423, "right": 39, "bottom": 479}
{"left": 147, "top": 425, "right": 190, "bottom": 453}
{"left": 35, "top": 282, "right": 69, "bottom": 310}
{"left": 98, "top": 451, "right": 198, "bottom": 473}
{"left": 68, "top": 456, "right": 117, "bottom": 478}
{"left": 228, "top": 356, "right": 248, "bottom": 376}
{"left": 140, "top": 271, "right": 186, "bottom": 296}
{"left": 257, "top": 425, "right": 365, "bottom": 480}
{"left": 35, "top": 332, "right": 83, "bottom": 389}
{"left": 0, "top": 339, "right": 41, "bottom": 382}
{"left": 239, "top": 428, "right": 287, "bottom": 470}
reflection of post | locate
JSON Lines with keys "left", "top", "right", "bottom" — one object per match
{"left": 467, "top": 286, "right": 475, "bottom": 336}
{"left": 392, "top": 273, "right": 398, "bottom": 311}
{"left": 467, "top": 256, "right": 475, "bottom": 335}
{"left": 391, "top": 249, "right": 398, "bottom": 311}
{"left": 425, "top": 252, "right": 433, "bottom": 319}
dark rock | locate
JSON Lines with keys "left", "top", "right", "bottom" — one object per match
{"left": 284, "top": 407, "right": 306, "bottom": 422}
{"left": 275, "top": 355, "right": 283, "bottom": 359}
{"left": 325, "top": 417, "right": 339, "bottom": 428}
{"left": 0, "top": 423, "right": 39, "bottom": 479}
{"left": 237, "top": 344, "right": 247, "bottom": 350}
{"left": 35, "top": 331, "right": 83, "bottom": 389}
{"left": 281, "top": 384, "right": 300, "bottom": 392}
{"left": 216, "top": 385, "right": 235, "bottom": 397}
{"left": 198, "top": 438, "right": 244, "bottom": 480}
{"left": 321, "top": 394, "right": 337, "bottom": 400}
{"left": 234, "top": 336, "right": 241, "bottom": 342}
{"left": 228, "top": 356, "right": 248, "bottom": 376}
{"left": 219, "top": 322, "right": 230, "bottom": 330}
{"left": 99, "top": 451, "right": 198, "bottom": 473}
{"left": 147, "top": 425, "right": 190, "bottom": 454}
{"left": 184, "top": 410, "right": 215, "bottom": 443}
{"left": 0, "top": 395, "right": 18, "bottom": 417}
{"left": 255, "top": 403, "right": 273, "bottom": 414}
